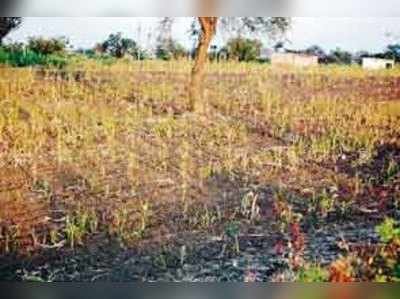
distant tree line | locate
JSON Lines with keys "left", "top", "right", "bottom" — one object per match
{"left": 2, "top": 32, "right": 400, "bottom": 67}
{"left": 0, "top": 17, "right": 399, "bottom": 67}
{"left": 299, "top": 44, "right": 400, "bottom": 65}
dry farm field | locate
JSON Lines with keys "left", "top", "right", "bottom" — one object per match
{"left": 0, "top": 61, "right": 399, "bottom": 281}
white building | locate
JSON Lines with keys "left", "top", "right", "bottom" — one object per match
{"left": 362, "top": 57, "right": 395, "bottom": 70}
{"left": 271, "top": 53, "right": 319, "bottom": 67}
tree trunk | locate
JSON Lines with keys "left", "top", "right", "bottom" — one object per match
{"left": 189, "top": 17, "right": 217, "bottom": 111}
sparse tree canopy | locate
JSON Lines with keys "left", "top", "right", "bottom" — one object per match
{"left": 0, "top": 17, "right": 22, "bottom": 44}
{"left": 101, "top": 33, "right": 139, "bottom": 58}
{"left": 385, "top": 44, "right": 400, "bottom": 62}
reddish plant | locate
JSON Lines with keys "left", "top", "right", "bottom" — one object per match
{"left": 289, "top": 222, "right": 305, "bottom": 253}
{"left": 329, "top": 257, "right": 355, "bottom": 282}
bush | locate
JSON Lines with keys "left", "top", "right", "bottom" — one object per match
{"left": 376, "top": 218, "right": 400, "bottom": 244}
{"left": 296, "top": 265, "right": 329, "bottom": 282}
{"left": 27, "top": 36, "right": 68, "bottom": 55}
{"left": 156, "top": 39, "right": 188, "bottom": 61}
{"left": 326, "top": 48, "right": 353, "bottom": 65}
{"left": 0, "top": 47, "right": 67, "bottom": 68}
{"left": 100, "top": 33, "right": 140, "bottom": 59}
{"left": 226, "top": 37, "right": 262, "bottom": 62}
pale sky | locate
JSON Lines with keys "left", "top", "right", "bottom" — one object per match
{"left": 6, "top": 17, "right": 400, "bottom": 52}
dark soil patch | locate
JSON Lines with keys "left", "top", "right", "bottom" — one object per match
{"left": 335, "top": 143, "right": 400, "bottom": 185}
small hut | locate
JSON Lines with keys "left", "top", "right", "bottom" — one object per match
{"left": 362, "top": 57, "right": 395, "bottom": 70}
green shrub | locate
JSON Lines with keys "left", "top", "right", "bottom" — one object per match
{"left": 45, "top": 55, "right": 68, "bottom": 68}
{"left": 296, "top": 265, "right": 329, "bottom": 282}
{"left": 0, "top": 47, "right": 8, "bottom": 63}
{"left": 225, "top": 37, "right": 262, "bottom": 62}
{"left": 376, "top": 218, "right": 400, "bottom": 243}
{"left": 0, "top": 47, "right": 67, "bottom": 68}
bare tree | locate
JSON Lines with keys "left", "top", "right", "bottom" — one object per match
{"left": 0, "top": 17, "right": 22, "bottom": 44}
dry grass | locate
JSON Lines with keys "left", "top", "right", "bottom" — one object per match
{"left": 0, "top": 60, "right": 399, "bottom": 281}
